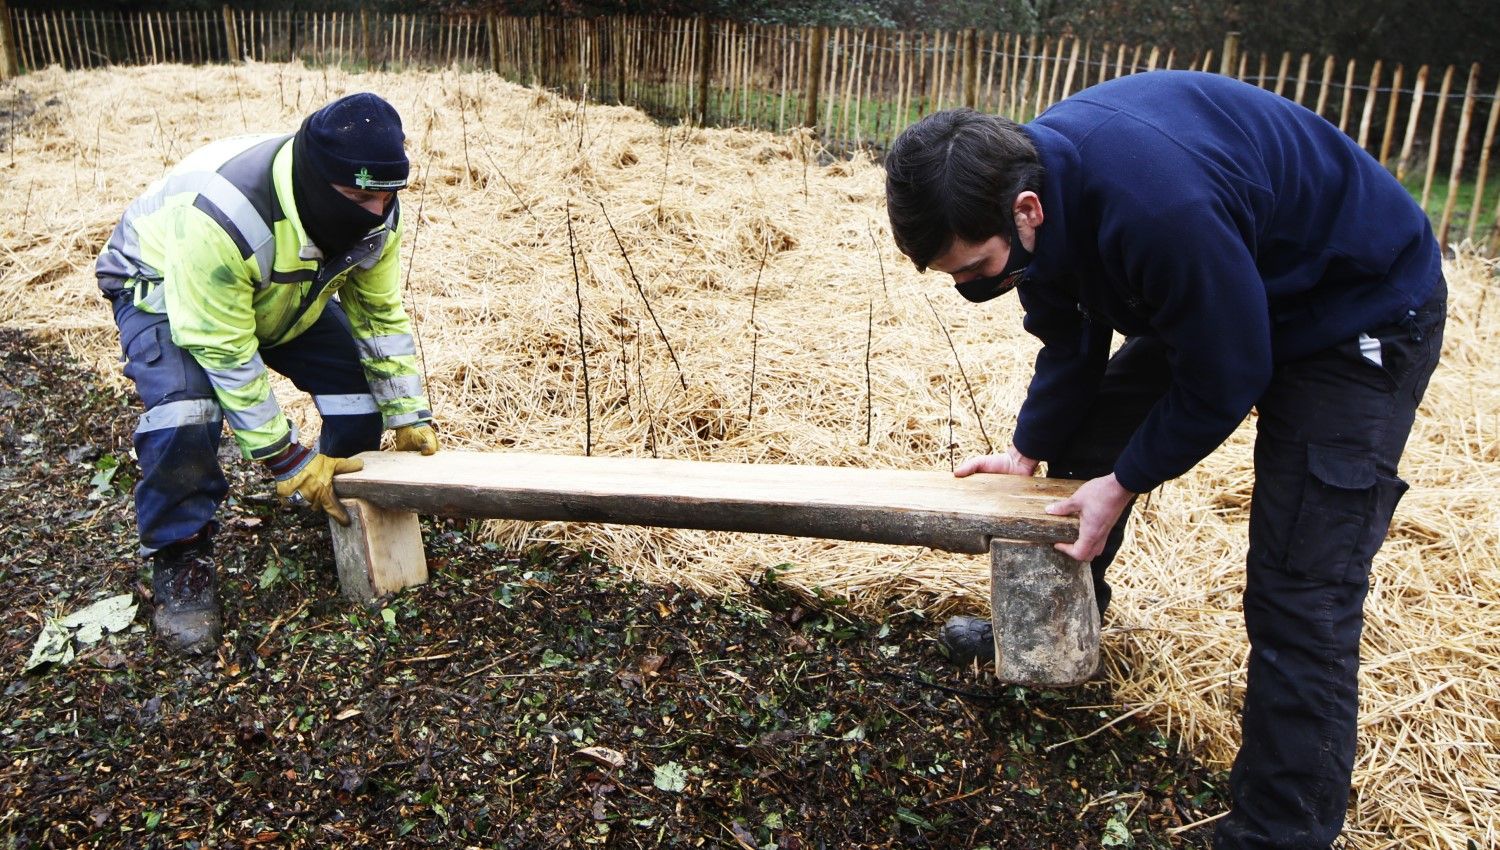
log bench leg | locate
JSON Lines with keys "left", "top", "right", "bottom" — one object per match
{"left": 989, "top": 539, "right": 1099, "bottom": 687}
{"left": 329, "top": 497, "right": 428, "bottom": 602}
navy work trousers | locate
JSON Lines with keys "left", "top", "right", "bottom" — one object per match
{"left": 1044, "top": 278, "right": 1446, "bottom": 850}
{"left": 109, "top": 290, "right": 384, "bottom": 554}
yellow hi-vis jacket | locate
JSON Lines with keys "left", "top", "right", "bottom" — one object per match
{"left": 96, "top": 133, "right": 431, "bottom": 461}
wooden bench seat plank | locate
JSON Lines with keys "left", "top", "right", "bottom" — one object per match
{"left": 335, "top": 450, "right": 1079, "bottom": 555}
{"left": 329, "top": 450, "right": 1098, "bottom": 685}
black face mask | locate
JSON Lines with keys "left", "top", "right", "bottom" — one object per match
{"left": 292, "top": 127, "right": 389, "bottom": 258}
{"left": 953, "top": 225, "right": 1033, "bottom": 304}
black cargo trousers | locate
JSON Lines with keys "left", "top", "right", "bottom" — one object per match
{"left": 1043, "top": 277, "right": 1446, "bottom": 850}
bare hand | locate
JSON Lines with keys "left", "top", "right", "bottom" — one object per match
{"left": 954, "top": 445, "right": 1039, "bottom": 478}
{"left": 1045, "top": 473, "right": 1134, "bottom": 562}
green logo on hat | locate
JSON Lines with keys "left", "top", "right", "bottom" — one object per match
{"left": 353, "top": 166, "right": 406, "bottom": 191}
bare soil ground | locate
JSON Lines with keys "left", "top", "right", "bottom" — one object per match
{"left": 0, "top": 326, "right": 1229, "bottom": 848}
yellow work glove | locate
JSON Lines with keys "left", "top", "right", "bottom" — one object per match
{"left": 269, "top": 450, "right": 365, "bottom": 526}
{"left": 393, "top": 423, "right": 439, "bottom": 455}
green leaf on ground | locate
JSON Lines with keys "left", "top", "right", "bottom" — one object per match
{"left": 258, "top": 561, "right": 281, "bottom": 589}
{"left": 25, "top": 620, "right": 74, "bottom": 672}
{"left": 1101, "top": 807, "right": 1135, "bottom": 846}
{"left": 25, "top": 594, "right": 137, "bottom": 672}
{"left": 88, "top": 454, "right": 119, "bottom": 499}
{"left": 653, "top": 761, "right": 687, "bottom": 792}
{"left": 895, "top": 808, "right": 934, "bottom": 830}
{"left": 61, "top": 594, "right": 137, "bottom": 643}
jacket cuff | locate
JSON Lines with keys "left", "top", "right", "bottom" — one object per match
{"left": 1112, "top": 454, "right": 1159, "bottom": 496}
{"left": 264, "top": 443, "right": 314, "bottom": 480}
{"left": 1011, "top": 430, "right": 1053, "bottom": 466}
{"left": 385, "top": 409, "right": 433, "bottom": 429}
{"left": 245, "top": 424, "right": 297, "bottom": 461}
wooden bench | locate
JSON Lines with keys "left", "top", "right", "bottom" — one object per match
{"left": 331, "top": 451, "right": 1097, "bottom": 687}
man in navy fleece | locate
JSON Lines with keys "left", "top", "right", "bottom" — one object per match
{"left": 884, "top": 71, "right": 1444, "bottom": 848}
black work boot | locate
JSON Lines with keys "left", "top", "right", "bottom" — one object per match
{"left": 939, "top": 616, "right": 996, "bottom": 665}
{"left": 940, "top": 615, "right": 1110, "bottom": 680}
{"left": 149, "top": 534, "right": 221, "bottom": 655}
{"left": 941, "top": 570, "right": 1114, "bottom": 666}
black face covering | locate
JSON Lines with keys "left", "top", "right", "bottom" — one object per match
{"left": 953, "top": 221, "right": 1033, "bottom": 304}
{"left": 292, "top": 126, "right": 388, "bottom": 258}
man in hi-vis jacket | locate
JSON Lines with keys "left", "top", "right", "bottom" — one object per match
{"left": 884, "top": 71, "right": 1444, "bottom": 848}
{"left": 97, "top": 93, "right": 439, "bottom": 654}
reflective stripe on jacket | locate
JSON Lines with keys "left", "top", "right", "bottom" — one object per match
{"left": 96, "top": 134, "right": 431, "bottom": 459}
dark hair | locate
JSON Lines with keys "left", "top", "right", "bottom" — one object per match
{"left": 884, "top": 108, "right": 1044, "bottom": 271}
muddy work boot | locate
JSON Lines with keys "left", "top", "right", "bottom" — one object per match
{"left": 939, "top": 616, "right": 995, "bottom": 665}
{"left": 149, "top": 535, "right": 221, "bottom": 654}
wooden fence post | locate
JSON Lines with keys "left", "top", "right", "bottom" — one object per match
{"left": 614, "top": 18, "right": 625, "bottom": 103}
{"left": 985, "top": 31, "right": 1000, "bottom": 110}
{"left": 1439, "top": 63, "right": 1481, "bottom": 247}
{"left": 1357, "top": 60, "right": 1382, "bottom": 150}
{"left": 1293, "top": 53, "right": 1311, "bottom": 103}
{"left": 1314, "top": 54, "right": 1335, "bottom": 116}
{"left": 220, "top": 5, "right": 238, "bottom": 63}
{"left": 1379, "top": 64, "right": 1404, "bottom": 167}
{"left": 1060, "top": 35, "right": 1081, "bottom": 101}
{"left": 1219, "top": 31, "right": 1239, "bottom": 77}
{"left": 32, "top": 10, "right": 48, "bottom": 67}
{"left": 1337, "top": 58, "right": 1357, "bottom": 132}
{"left": 919, "top": 29, "right": 934, "bottom": 112}
{"left": 527, "top": 15, "right": 538, "bottom": 85}
{"left": 37, "top": 10, "right": 54, "bottom": 67}
{"left": 696, "top": 16, "right": 712, "bottom": 125}
{"left": 894, "top": 30, "right": 908, "bottom": 128}
{"left": 60, "top": 10, "right": 75, "bottom": 68}
{"left": 823, "top": 27, "right": 841, "bottom": 130}
{"left": 963, "top": 27, "right": 978, "bottom": 108}
{"left": 492, "top": 12, "right": 504, "bottom": 75}
{"left": 0, "top": 0, "right": 19, "bottom": 78}
{"left": 1020, "top": 34, "right": 1037, "bottom": 115}
{"left": 838, "top": 27, "right": 860, "bottom": 142}
{"left": 1032, "top": 37, "right": 1050, "bottom": 113}
{"left": 804, "top": 25, "right": 825, "bottom": 130}
{"left": 1396, "top": 65, "right": 1429, "bottom": 181}
{"left": 1467, "top": 78, "right": 1500, "bottom": 245}
{"left": 1419, "top": 65, "right": 1456, "bottom": 212}
{"left": 1271, "top": 51, "right": 1290, "bottom": 95}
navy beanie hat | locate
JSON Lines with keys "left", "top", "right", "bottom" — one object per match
{"left": 295, "top": 92, "right": 409, "bottom": 191}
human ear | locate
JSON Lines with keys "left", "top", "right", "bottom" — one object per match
{"left": 1013, "top": 191, "right": 1044, "bottom": 229}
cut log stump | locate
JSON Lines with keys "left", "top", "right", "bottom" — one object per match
{"left": 990, "top": 540, "right": 1098, "bottom": 687}
{"left": 328, "top": 497, "right": 427, "bottom": 603}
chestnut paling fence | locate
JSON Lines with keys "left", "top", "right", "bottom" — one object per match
{"left": 1, "top": 6, "right": 1496, "bottom": 253}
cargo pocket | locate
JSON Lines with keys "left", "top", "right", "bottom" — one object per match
{"left": 122, "top": 324, "right": 189, "bottom": 406}
{"left": 1282, "top": 444, "right": 1401, "bottom": 584}
{"left": 1354, "top": 472, "right": 1410, "bottom": 583}
{"left": 121, "top": 325, "right": 164, "bottom": 386}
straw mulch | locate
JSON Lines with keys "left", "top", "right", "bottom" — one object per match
{"left": 2, "top": 63, "right": 1495, "bottom": 849}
